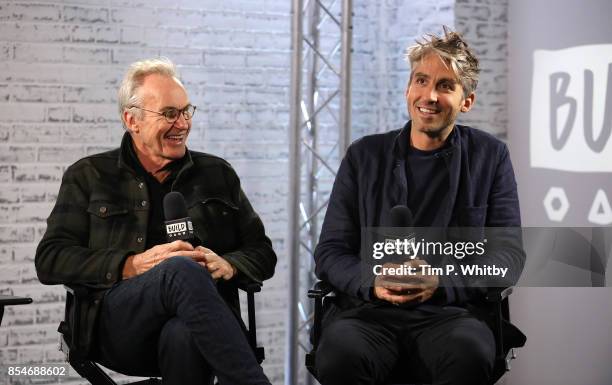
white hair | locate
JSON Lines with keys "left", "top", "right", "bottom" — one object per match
{"left": 117, "top": 57, "right": 182, "bottom": 125}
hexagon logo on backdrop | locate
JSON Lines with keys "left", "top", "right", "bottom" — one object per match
{"left": 543, "top": 187, "right": 569, "bottom": 222}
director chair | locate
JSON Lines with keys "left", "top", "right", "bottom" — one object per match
{"left": 58, "top": 282, "right": 265, "bottom": 385}
{"left": 305, "top": 281, "right": 525, "bottom": 385}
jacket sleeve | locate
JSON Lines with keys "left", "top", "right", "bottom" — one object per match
{"left": 482, "top": 143, "right": 525, "bottom": 285}
{"left": 35, "top": 164, "right": 133, "bottom": 287}
{"left": 486, "top": 144, "right": 522, "bottom": 228}
{"left": 314, "top": 145, "right": 373, "bottom": 300}
{"left": 440, "top": 144, "right": 525, "bottom": 303}
{"left": 221, "top": 169, "right": 277, "bottom": 285}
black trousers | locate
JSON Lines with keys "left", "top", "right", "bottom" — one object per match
{"left": 92, "top": 256, "right": 271, "bottom": 385}
{"left": 315, "top": 304, "right": 495, "bottom": 385}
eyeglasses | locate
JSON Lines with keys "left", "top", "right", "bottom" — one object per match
{"left": 130, "top": 104, "right": 196, "bottom": 124}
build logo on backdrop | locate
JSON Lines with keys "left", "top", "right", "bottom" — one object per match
{"left": 530, "top": 44, "right": 612, "bottom": 225}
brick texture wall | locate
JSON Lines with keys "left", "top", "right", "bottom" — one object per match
{"left": 0, "top": 1, "right": 508, "bottom": 384}
{"left": 455, "top": 0, "right": 509, "bottom": 138}
{"left": 354, "top": 0, "right": 508, "bottom": 139}
{"left": 0, "top": 1, "right": 290, "bottom": 384}
{"left": 366, "top": 0, "right": 456, "bottom": 136}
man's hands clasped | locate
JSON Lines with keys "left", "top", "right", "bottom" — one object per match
{"left": 373, "top": 259, "right": 439, "bottom": 305}
{"left": 196, "top": 246, "right": 237, "bottom": 280}
{"left": 122, "top": 240, "right": 237, "bottom": 280}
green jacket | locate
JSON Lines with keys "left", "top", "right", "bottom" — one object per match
{"left": 35, "top": 133, "right": 277, "bottom": 353}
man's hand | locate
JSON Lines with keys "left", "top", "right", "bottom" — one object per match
{"left": 122, "top": 240, "right": 205, "bottom": 279}
{"left": 373, "top": 259, "right": 439, "bottom": 305}
{"left": 196, "top": 246, "right": 237, "bottom": 280}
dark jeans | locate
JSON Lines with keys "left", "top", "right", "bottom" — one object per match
{"left": 93, "top": 256, "right": 271, "bottom": 385}
{"left": 315, "top": 304, "right": 495, "bottom": 385}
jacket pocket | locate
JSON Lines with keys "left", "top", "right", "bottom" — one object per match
{"left": 87, "top": 202, "right": 128, "bottom": 218}
{"left": 456, "top": 205, "right": 488, "bottom": 227}
{"left": 201, "top": 197, "right": 238, "bottom": 214}
{"left": 191, "top": 197, "right": 239, "bottom": 252}
{"left": 87, "top": 202, "right": 129, "bottom": 249}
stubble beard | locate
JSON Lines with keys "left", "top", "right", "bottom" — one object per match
{"left": 416, "top": 117, "right": 454, "bottom": 139}
{"left": 420, "top": 125, "right": 448, "bottom": 139}
{"left": 414, "top": 107, "right": 459, "bottom": 140}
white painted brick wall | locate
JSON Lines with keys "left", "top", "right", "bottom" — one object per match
{"left": 353, "top": 0, "right": 507, "bottom": 139}
{"left": 0, "top": 1, "right": 291, "bottom": 384}
{"left": 455, "top": 0, "right": 509, "bottom": 138}
{"left": 358, "top": 0, "right": 456, "bottom": 138}
{"left": 0, "top": 1, "right": 507, "bottom": 384}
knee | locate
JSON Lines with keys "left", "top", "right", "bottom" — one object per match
{"left": 315, "top": 322, "right": 379, "bottom": 382}
{"left": 157, "top": 256, "right": 212, "bottom": 281}
{"left": 440, "top": 327, "right": 495, "bottom": 375}
{"left": 158, "top": 255, "right": 200, "bottom": 272}
{"left": 155, "top": 257, "right": 220, "bottom": 309}
{"left": 316, "top": 321, "right": 360, "bottom": 365}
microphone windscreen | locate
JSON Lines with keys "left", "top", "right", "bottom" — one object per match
{"left": 163, "top": 191, "right": 189, "bottom": 221}
{"left": 390, "top": 205, "right": 414, "bottom": 227}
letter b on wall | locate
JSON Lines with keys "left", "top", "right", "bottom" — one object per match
{"left": 530, "top": 45, "right": 612, "bottom": 172}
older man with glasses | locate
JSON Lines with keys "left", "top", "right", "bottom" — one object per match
{"left": 35, "top": 58, "right": 276, "bottom": 385}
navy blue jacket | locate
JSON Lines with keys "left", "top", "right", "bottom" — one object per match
{"left": 314, "top": 122, "right": 524, "bottom": 305}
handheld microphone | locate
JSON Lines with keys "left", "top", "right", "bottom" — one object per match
{"left": 387, "top": 205, "right": 416, "bottom": 262}
{"left": 163, "top": 191, "right": 198, "bottom": 245}
{"left": 390, "top": 205, "right": 414, "bottom": 227}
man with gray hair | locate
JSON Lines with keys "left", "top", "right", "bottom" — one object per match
{"left": 35, "top": 58, "right": 276, "bottom": 385}
{"left": 313, "top": 28, "right": 525, "bottom": 385}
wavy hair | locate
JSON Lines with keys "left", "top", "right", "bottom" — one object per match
{"left": 405, "top": 26, "right": 480, "bottom": 97}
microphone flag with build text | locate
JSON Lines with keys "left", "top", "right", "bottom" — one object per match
{"left": 163, "top": 191, "right": 197, "bottom": 244}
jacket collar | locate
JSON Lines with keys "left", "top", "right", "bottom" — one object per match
{"left": 392, "top": 120, "right": 460, "bottom": 159}
{"left": 117, "top": 131, "right": 195, "bottom": 178}
{"left": 389, "top": 121, "right": 462, "bottom": 226}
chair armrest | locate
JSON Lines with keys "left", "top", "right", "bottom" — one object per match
{"left": 482, "top": 286, "right": 514, "bottom": 360}
{"left": 59, "top": 285, "right": 86, "bottom": 352}
{"left": 237, "top": 281, "right": 262, "bottom": 294}
{"left": 0, "top": 295, "right": 33, "bottom": 306}
{"left": 485, "top": 287, "right": 513, "bottom": 302}
{"left": 235, "top": 280, "right": 264, "bottom": 363}
{"left": 59, "top": 284, "right": 104, "bottom": 360}
{"left": 0, "top": 295, "right": 33, "bottom": 326}
{"left": 308, "top": 280, "right": 336, "bottom": 353}
{"left": 63, "top": 284, "right": 92, "bottom": 300}
{"left": 308, "top": 280, "right": 334, "bottom": 298}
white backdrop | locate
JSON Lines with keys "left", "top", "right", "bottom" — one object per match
{"left": 507, "top": 1, "right": 612, "bottom": 384}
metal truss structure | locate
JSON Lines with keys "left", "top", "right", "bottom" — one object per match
{"left": 286, "top": 0, "right": 353, "bottom": 384}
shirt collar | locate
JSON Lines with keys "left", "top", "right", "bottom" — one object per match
{"left": 117, "top": 131, "right": 193, "bottom": 180}
{"left": 393, "top": 120, "right": 459, "bottom": 159}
